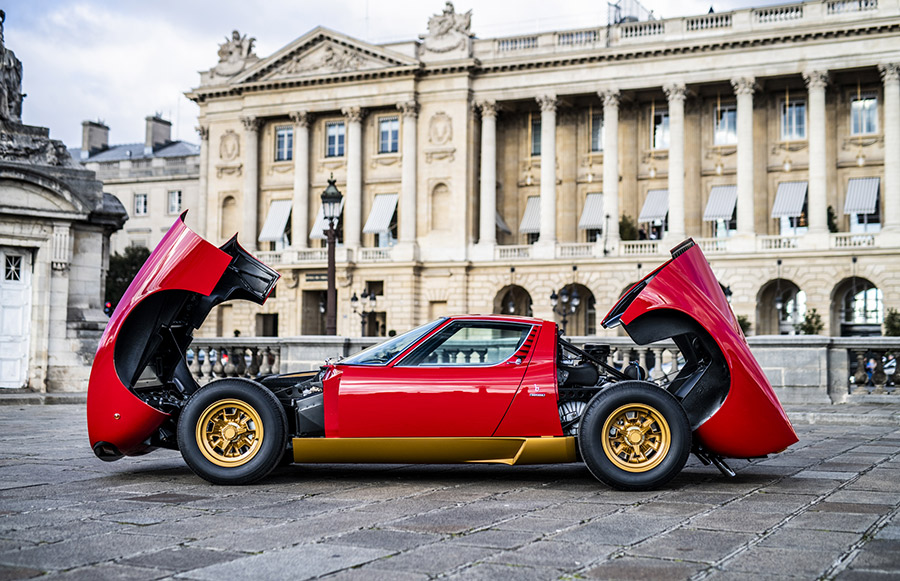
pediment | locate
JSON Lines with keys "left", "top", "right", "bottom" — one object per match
{"left": 235, "top": 27, "right": 419, "bottom": 84}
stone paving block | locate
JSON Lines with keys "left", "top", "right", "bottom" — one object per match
{"left": 444, "top": 562, "right": 564, "bottom": 580}
{"left": 528, "top": 501, "right": 618, "bottom": 521}
{"left": 689, "top": 509, "right": 786, "bottom": 533}
{"left": 784, "top": 510, "right": 881, "bottom": 533}
{"left": 876, "top": 525, "right": 900, "bottom": 540}
{"left": 553, "top": 514, "right": 681, "bottom": 546}
{"left": 119, "top": 546, "right": 244, "bottom": 572}
{"left": 445, "top": 528, "right": 541, "bottom": 549}
{"left": 37, "top": 563, "right": 166, "bottom": 580}
{"left": 723, "top": 547, "right": 837, "bottom": 577}
{"left": 719, "top": 492, "right": 818, "bottom": 514}
{"left": 390, "top": 504, "right": 524, "bottom": 534}
{"left": 173, "top": 543, "right": 390, "bottom": 581}
{"left": 330, "top": 529, "right": 441, "bottom": 551}
{"left": 493, "top": 516, "right": 575, "bottom": 533}
{"left": 133, "top": 514, "right": 274, "bottom": 540}
{"left": 363, "top": 543, "right": 495, "bottom": 575}
{"left": 0, "top": 564, "right": 42, "bottom": 581}
{"left": 237, "top": 498, "right": 362, "bottom": 519}
{"left": 758, "top": 528, "right": 859, "bottom": 552}
{"left": 624, "top": 501, "right": 712, "bottom": 519}
{"left": 486, "top": 539, "right": 614, "bottom": 569}
{"left": 0, "top": 532, "right": 179, "bottom": 570}
{"left": 1, "top": 519, "right": 124, "bottom": 545}
{"left": 583, "top": 556, "right": 704, "bottom": 580}
{"left": 835, "top": 570, "right": 900, "bottom": 580}
{"left": 813, "top": 501, "right": 894, "bottom": 514}
{"left": 320, "top": 567, "right": 429, "bottom": 581}
{"left": 628, "top": 528, "right": 755, "bottom": 564}
{"left": 846, "top": 539, "right": 900, "bottom": 570}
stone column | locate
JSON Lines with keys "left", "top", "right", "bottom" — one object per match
{"left": 731, "top": 77, "right": 756, "bottom": 238}
{"left": 196, "top": 124, "right": 209, "bottom": 238}
{"left": 290, "top": 111, "right": 311, "bottom": 248}
{"left": 601, "top": 90, "right": 621, "bottom": 244}
{"left": 880, "top": 63, "right": 900, "bottom": 232}
{"left": 804, "top": 70, "right": 829, "bottom": 235}
{"left": 398, "top": 101, "right": 418, "bottom": 244}
{"left": 478, "top": 100, "right": 498, "bottom": 246}
{"left": 241, "top": 116, "right": 261, "bottom": 250}
{"left": 664, "top": 83, "right": 686, "bottom": 241}
{"left": 342, "top": 106, "right": 364, "bottom": 249}
{"left": 537, "top": 95, "right": 557, "bottom": 246}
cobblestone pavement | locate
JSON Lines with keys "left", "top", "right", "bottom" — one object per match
{"left": 0, "top": 404, "right": 897, "bottom": 580}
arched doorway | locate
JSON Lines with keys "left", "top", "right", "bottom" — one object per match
{"left": 833, "top": 277, "right": 883, "bottom": 336}
{"left": 756, "top": 279, "right": 805, "bottom": 335}
{"left": 493, "top": 285, "right": 532, "bottom": 317}
{"left": 550, "top": 283, "right": 596, "bottom": 336}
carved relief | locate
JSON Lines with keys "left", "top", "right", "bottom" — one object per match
{"left": 423, "top": 2, "right": 472, "bottom": 53}
{"left": 279, "top": 43, "right": 365, "bottom": 77}
{"left": 425, "top": 112, "right": 455, "bottom": 163}
{"left": 219, "top": 130, "right": 240, "bottom": 161}
{"left": 213, "top": 30, "right": 257, "bottom": 77}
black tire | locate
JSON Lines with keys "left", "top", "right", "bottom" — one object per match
{"left": 177, "top": 378, "right": 287, "bottom": 485}
{"left": 579, "top": 381, "right": 691, "bottom": 491}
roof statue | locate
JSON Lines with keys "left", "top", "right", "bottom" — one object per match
{"left": 0, "top": 10, "right": 24, "bottom": 123}
{"left": 212, "top": 30, "right": 258, "bottom": 78}
{"left": 423, "top": 1, "right": 473, "bottom": 55}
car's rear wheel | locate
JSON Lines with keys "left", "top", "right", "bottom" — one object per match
{"left": 177, "top": 379, "right": 286, "bottom": 485}
{"left": 579, "top": 381, "right": 690, "bottom": 491}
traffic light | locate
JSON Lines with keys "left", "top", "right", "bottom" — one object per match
{"left": 103, "top": 301, "right": 113, "bottom": 317}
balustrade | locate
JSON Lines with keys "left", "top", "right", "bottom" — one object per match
{"left": 848, "top": 347, "right": 899, "bottom": 395}
{"left": 188, "top": 340, "right": 281, "bottom": 385}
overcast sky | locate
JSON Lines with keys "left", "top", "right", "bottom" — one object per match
{"left": 5, "top": 0, "right": 787, "bottom": 148}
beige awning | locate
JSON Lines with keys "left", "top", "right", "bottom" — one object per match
{"left": 309, "top": 199, "right": 345, "bottom": 240}
{"left": 703, "top": 185, "right": 738, "bottom": 221}
{"left": 258, "top": 199, "right": 292, "bottom": 242}
{"left": 519, "top": 196, "right": 541, "bottom": 234}
{"left": 638, "top": 189, "right": 669, "bottom": 222}
{"left": 578, "top": 193, "right": 604, "bottom": 230}
{"left": 362, "top": 194, "right": 399, "bottom": 233}
{"left": 771, "top": 181, "right": 808, "bottom": 218}
{"left": 843, "top": 177, "right": 880, "bottom": 215}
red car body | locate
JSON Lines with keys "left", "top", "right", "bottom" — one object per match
{"left": 87, "top": 217, "right": 797, "bottom": 489}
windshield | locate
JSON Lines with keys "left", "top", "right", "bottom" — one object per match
{"left": 341, "top": 318, "right": 447, "bottom": 365}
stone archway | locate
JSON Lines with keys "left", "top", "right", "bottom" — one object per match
{"left": 551, "top": 283, "right": 596, "bottom": 336}
{"left": 493, "top": 285, "right": 533, "bottom": 317}
{"left": 832, "top": 277, "right": 883, "bottom": 337}
{"left": 756, "top": 279, "right": 805, "bottom": 335}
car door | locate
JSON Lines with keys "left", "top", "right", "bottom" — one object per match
{"left": 335, "top": 320, "right": 537, "bottom": 437}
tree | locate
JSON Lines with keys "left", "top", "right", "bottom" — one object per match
{"left": 619, "top": 215, "right": 638, "bottom": 241}
{"left": 884, "top": 308, "right": 900, "bottom": 336}
{"left": 105, "top": 246, "right": 151, "bottom": 308}
{"left": 827, "top": 205, "right": 839, "bottom": 233}
{"left": 737, "top": 315, "right": 751, "bottom": 335}
{"left": 795, "top": 308, "right": 824, "bottom": 335}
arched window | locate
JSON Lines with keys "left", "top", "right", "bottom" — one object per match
{"left": 493, "top": 285, "right": 533, "bottom": 317}
{"left": 756, "top": 279, "right": 804, "bottom": 335}
{"left": 431, "top": 183, "right": 450, "bottom": 232}
{"left": 833, "top": 277, "right": 883, "bottom": 337}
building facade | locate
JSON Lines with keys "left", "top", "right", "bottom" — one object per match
{"left": 186, "top": 1, "right": 900, "bottom": 339}
{"left": 73, "top": 116, "right": 201, "bottom": 254}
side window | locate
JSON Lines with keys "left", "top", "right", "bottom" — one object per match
{"left": 400, "top": 322, "right": 531, "bottom": 367}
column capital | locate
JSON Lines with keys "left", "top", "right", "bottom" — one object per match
{"left": 477, "top": 100, "right": 498, "bottom": 119}
{"left": 536, "top": 94, "right": 557, "bottom": 113}
{"left": 730, "top": 77, "right": 757, "bottom": 96}
{"left": 879, "top": 63, "right": 900, "bottom": 83}
{"left": 195, "top": 124, "right": 209, "bottom": 141}
{"left": 663, "top": 83, "right": 686, "bottom": 103}
{"left": 803, "top": 70, "right": 829, "bottom": 91}
{"left": 397, "top": 101, "right": 419, "bottom": 119}
{"left": 342, "top": 106, "right": 366, "bottom": 123}
{"left": 600, "top": 89, "right": 620, "bottom": 108}
{"left": 289, "top": 110, "right": 311, "bottom": 127}
{"left": 240, "top": 116, "right": 261, "bottom": 132}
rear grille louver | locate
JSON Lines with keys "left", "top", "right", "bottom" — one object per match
{"left": 512, "top": 327, "right": 538, "bottom": 360}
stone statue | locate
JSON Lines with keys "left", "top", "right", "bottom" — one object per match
{"left": 213, "top": 30, "right": 257, "bottom": 77}
{"left": 0, "top": 10, "right": 24, "bottom": 122}
{"left": 423, "top": 1, "right": 473, "bottom": 54}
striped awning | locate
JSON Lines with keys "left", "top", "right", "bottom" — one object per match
{"left": 362, "top": 194, "right": 399, "bottom": 233}
{"left": 703, "top": 185, "right": 738, "bottom": 221}
{"left": 496, "top": 211, "right": 512, "bottom": 234}
{"left": 843, "top": 177, "right": 880, "bottom": 215}
{"left": 309, "top": 199, "right": 345, "bottom": 240}
{"left": 578, "top": 193, "right": 604, "bottom": 230}
{"left": 771, "top": 181, "right": 808, "bottom": 218}
{"left": 519, "top": 196, "right": 541, "bottom": 234}
{"left": 258, "top": 199, "right": 292, "bottom": 242}
{"left": 638, "top": 189, "right": 669, "bottom": 223}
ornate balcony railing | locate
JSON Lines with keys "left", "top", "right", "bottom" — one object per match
{"left": 695, "top": 237, "right": 728, "bottom": 254}
{"left": 758, "top": 235, "right": 800, "bottom": 251}
{"left": 188, "top": 339, "right": 282, "bottom": 385}
{"left": 620, "top": 240, "right": 661, "bottom": 256}
{"left": 557, "top": 243, "right": 594, "bottom": 258}
{"left": 496, "top": 245, "right": 532, "bottom": 260}
{"left": 831, "top": 232, "right": 876, "bottom": 248}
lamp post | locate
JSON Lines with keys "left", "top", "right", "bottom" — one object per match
{"left": 351, "top": 289, "right": 377, "bottom": 336}
{"left": 321, "top": 175, "right": 343, "bottom": 335}
{"left": 550, "top": 285, "right": 580, "bottom": 335}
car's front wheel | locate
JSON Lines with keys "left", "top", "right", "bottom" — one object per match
{"left": 579, "top": 381, "right": 690, "bottom": 491}
{"left": 177, "top": 379, "right": 287, "bottom": 485}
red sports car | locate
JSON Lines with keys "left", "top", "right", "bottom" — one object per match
{"left": 87, "top": 214, "right": 797, "bottom": 490}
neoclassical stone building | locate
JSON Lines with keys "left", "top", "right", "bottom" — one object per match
{"left": 186, "top": 1, "right": 900, "bottom": 339}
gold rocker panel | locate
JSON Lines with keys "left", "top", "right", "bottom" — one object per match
{"left": 292, "top": 436, "right": 577, "bottom": 465}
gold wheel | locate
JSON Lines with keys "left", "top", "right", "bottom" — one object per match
{"left": 601, "top": 403, "right": 671, "bottom": 473}
{"left": 195, "top": 399, "right": 264, "bottom": 467}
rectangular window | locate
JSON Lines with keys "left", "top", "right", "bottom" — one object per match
{"left": 586, "top": 228, "right": 602, "bottom": 242}
{"left": 275, "top": 126, "right": 293, "bottom": 161}
{"left": 851, "top": 92, "right": 878, "bottom": 136}
{"left": 714, "top": 104, "right": 737, "bottom": 146}
{"left": 134, "top": 193, "right": 148, "bottom": 216}
{"left": 652, "top": 108, "right": 670, "bottom": 150}
{"left": 378, "top": 116, "right": 399, "bottom": 154}
{"left": 531, "top": 116, "right": 541, "bottom": 156}
{"left": 781, "top": 99, "right": 807, "bottom": 141}
{"left": 590, "top": 112, "right": 603, "bottom": 153}
{"left": 4, "top": 254, "right": 22, "bottom": 282}
{"left": 167, "top": 190, "right": 182, "bottom": 214}
{"left": 326, "top": 121, "right": 345, "bottom": 157}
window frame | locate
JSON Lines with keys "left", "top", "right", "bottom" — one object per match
{"left": 325, "top": 120, "right": 346, "bottom": 158}
{"left": 377, "top": 115, "right": 399, "bottom": 154}
{"left": 134, "top": 193, "right": 148, "bottom": 216}
{"left": 396, "top": 320, "right": 533, "bottom": 368}
{"left": 590, "top": 112, "right": 603, "bottom": 153}
{"left": 651, "top": 107, "right": 670, "bottom": 150}
{"left": 713, "top": 103, "right": 737, "bottom": 146}
{"left": 167, "top": 190, "right": 182, "bottom": 215}
{"left": 531, "top": 116, "right": 541, "bottom": 157}
{"left": 850, "top": 91, "right": 878, "bottom": 137}
{"left": 780, "top": 98, "right": 807, "bottom": 141}
{"left": 274, "top": 125, "right": 294, "bottom": 162}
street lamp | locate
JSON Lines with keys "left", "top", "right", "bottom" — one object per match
{"left": 321, "top": 175, "right": 343, "bottom": 336}
{"left": 550, "top": 285, "right": 580, "bottom": 335}
{"left": 351, "top": 289, "right": 377, "bottom": 336}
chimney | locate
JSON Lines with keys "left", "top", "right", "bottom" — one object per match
{"left": 145, "top": 115, "right": 172, "bottom": 155}
{"left": 80, "top": 120, "right": 109, "bottom": 160}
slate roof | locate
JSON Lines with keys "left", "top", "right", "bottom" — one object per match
{"left": 70, "top": 140, "right": 199, "bottom": 163}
